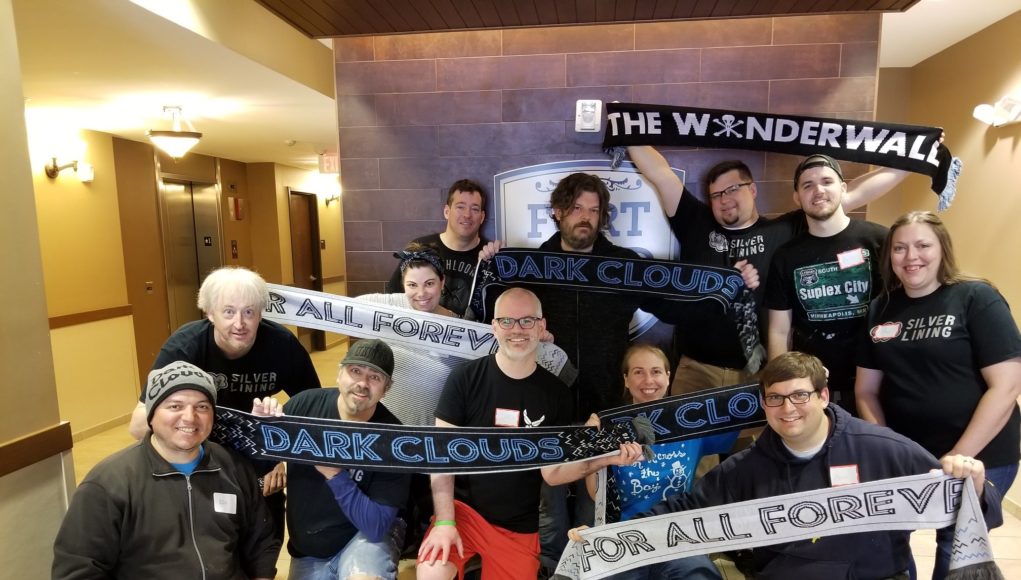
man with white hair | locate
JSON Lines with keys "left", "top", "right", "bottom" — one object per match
{"left": 127, "top": 266, "right": 321, "bottom": 537}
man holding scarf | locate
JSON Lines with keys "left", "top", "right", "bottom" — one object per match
{"left": 627, "top": 146, "right": 906, "bottom": 395}
{"left": 584, "top": 352, "right": 1001, "bottom": 580}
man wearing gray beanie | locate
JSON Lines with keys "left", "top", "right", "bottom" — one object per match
{"left": 53, "top": 361, "right": 281, "bottom": 579}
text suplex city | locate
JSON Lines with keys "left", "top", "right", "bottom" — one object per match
{"left": 602, "top": 102, "right": 958, "bottom": 199}
{"left": 490, "top": 249, "right": 744, "bottom": 305}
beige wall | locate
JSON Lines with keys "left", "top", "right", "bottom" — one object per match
{"left": 26, "top": 127, "right": 140, "bottom": 437}
{"left": 872, "top": 10, "right": 1021, "bottom": 513}
{"left": 0, "top": 0, "right": 67, "bottom": 575}
{"left": 29, "top": 129, "right": 128, "bottom": 315}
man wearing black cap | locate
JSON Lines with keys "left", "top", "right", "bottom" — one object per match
{"left": 253, "top": 338, "right": 411, "bottom": 580}
{"left": 626, "top": 146, "right": 906, "bottom": 396}
{"left": 765, "top": 155, "right": 889, "bottom": 413}
{"left": 53, "top": 361, "right": 280, "bottom": 579}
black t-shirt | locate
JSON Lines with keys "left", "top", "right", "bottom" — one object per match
{"left": 766, "top": 218, "right": 887, "bottom": 395}
{"left": 435, "top": 356, "right": 574, "bottom": 533}
{"left": 858, "top": 282, "right": 1021, "bottom": 467}
{"left": 386, "top": 232, "right": 489, "bottom": 317}
{"left": 283, "top": 389, "right": 411, "bottom": 558}
{"left": 147, "top": 319, "right": 321, "bottom": 410}
{"left": 662, "top": 191, "right": 806, "bottom": 368}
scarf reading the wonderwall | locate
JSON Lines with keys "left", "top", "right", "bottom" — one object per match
{"left": 602, "top": 102, "right": 960, "bottom": 211}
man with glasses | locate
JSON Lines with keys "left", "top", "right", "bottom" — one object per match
{"left": 624, "top": 351, "right": 1001, "bottom": 579}
{"left": 627, "top": 146, "right": 907, "bottom": 395}
{"left": 417, "top": 288, "right": 644, "bottom": 580}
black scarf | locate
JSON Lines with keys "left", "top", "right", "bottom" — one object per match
{"left": 603, "top": 102, "right": 960, "bottom": 211}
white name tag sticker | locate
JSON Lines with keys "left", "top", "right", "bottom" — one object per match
{"left": 830, "top": 464, "right": 860, "bottom": 486}
{"left": 214, "top": 492, "right": 237, "bottom": 514}
{"left": 837, "top": 248, "right": 865, "bottom": 269}
{"left": 494, "top": 408, "right": 520, "bottom": 427}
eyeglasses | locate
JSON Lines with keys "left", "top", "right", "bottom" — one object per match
{"left": 762, "top": 390, "right": 817, "bottom": 407}
{"left": 494, "top": 316, "right": 540, "bottom": 329}
{"left": 708, "top": 182, "right": 751, "bottom": 201}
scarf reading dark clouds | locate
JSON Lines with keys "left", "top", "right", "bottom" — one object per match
{"left": 603, "top": 102, "right": 960, "bottom": 211}
{"left": 468, "top": 249, "right": 763, "bottom": 371}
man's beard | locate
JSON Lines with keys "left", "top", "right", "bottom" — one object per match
{"left": 561, "top": 223, "right": 597, "bottom": 250}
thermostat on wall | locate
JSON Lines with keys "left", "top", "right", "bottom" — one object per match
{"left": 575, "top": 100, "right": 602, "bottom": 132}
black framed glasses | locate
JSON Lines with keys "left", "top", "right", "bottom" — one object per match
{"left": 762, "top": 390, "right": 817, "bottom": 407}
{"left": 494, "top": 316, "right": 540, "bottom": 329}
{"left": 708, "top": 182, "right": 751, "bottom": 201}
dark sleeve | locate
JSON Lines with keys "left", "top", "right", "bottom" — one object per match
{"left": 764, "top": 253, "right": 791, "bottom": 311}
{"left": 52, "top": 482, "right": 121, "bottom": 580}
{"left": 434, "top": 363, "right": 470, "bottom": 425}
{"left": 386, "top": 266, "right": 403, "bottom": 294}
{"left": 967, "top": 284, "right": 1021, "bottom": 368}
{"left": 283, "top": 333, "right": 322, "bottom": 397}
{"left": 141, "top": 332, "right": 200, "bottom": 402}
{"left": 325, "top": 471, "right": 402, "bottom": 543}
{"left": 855, "top": 296, "right": 884, "bottom": 370}
{"left": 667, "top": 188, "right": 711, "bottom": 246}
{"left": 234, "top": 454, "right": 282, "bottom": 578}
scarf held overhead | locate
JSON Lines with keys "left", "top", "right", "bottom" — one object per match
{"left": 555, "top": 473, "right": 1001, "bottom": 580}
{"left": 602, "top": 102, "right": 960, "bottom": 210}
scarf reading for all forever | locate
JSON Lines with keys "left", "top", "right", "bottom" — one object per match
{"left": 468, "top": 249, "right": 764, "bottom": 372}
{"left": 556, "top": 472, "right": 1002, "bottom": 580}
{"left": 602, "top": 102, "right": 960, "bottom": 211}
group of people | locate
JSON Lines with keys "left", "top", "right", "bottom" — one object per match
{"left": 52, "top": 143, "right": 1019, "bottom": 580}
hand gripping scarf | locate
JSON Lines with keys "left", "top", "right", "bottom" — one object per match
{"left": 554, "top": 472, "right": 1003, "bottom": 580}
{"left": 602, "top": 102, "right": 960, "bottom": 211}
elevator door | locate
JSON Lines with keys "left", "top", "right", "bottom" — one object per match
{"left": 160, "top": 179, "right": 223, "bottom": 331}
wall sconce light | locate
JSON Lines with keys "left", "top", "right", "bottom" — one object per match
{"left": 148, "top": 105, "right": 202, "bottom": 158}
{"left": 44, "top": 158, "right": 95, "bottom": 183}
{"left": 973, "top": 96, "right": 1021, "bottom": 127}
{"left": 324, "top": 195, "right": 340, "bottom": 207}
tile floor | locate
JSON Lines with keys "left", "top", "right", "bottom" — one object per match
{"left": 70, "top": 341, "right": 1021, "bottom": 579}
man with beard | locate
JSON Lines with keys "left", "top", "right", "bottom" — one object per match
{"left": 627, "top": 146, "right": 905, "bottom": 396}
{"left": 765, "top": 155, "right": 888, "bottom": 414}
{"left": 387, "top": 179, "right": 489, "bottom": 316}
{"left": 253, "top": 339, "right": 411, "bottom": 579}
{"left": 416, "top": 288, "right": 643, "bottom": 580}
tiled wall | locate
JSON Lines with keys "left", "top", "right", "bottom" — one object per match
{"left": 336, "top": 14, "right": 880, "bottom": 296}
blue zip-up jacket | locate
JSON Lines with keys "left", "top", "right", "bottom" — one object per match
{"left": 643, "top": 404, "right": 1002, "bottom": 579}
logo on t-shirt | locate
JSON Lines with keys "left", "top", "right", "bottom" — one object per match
{"left": 709, "top": 231, "right": 729, "bottom": 253}
{"left": 210, "top": 372, "right": 229, "bottom": 391}
{"left": 524, "top": 409, "right": 545, "bottom": 427}
{"left": 870, "top": 322, "right": 902, "bottom": 342}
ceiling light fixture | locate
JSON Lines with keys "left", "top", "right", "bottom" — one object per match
{"left": 147, "top": 105, "right": 202, "bottom": 158}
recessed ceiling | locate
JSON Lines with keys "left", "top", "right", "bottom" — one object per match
{"left": 15, "top": 0, "right": 338, "bottom": 170}
{"left": 13, "top": 0, "right": 1019, "bottom": 171}
{"left": 255, "top": 0, "right": 919, "bottom": 38}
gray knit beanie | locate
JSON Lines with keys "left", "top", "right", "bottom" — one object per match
{"left": 144, "top": 361, "right": 218, "bottom": 424}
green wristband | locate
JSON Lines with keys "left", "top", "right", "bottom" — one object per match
{"left": 434, "top": 519, "right": 456, "bottom": 527}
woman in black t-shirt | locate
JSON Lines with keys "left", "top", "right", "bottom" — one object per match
{"left": 856, "top": 211, "right": 1020, "bottom": 580}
